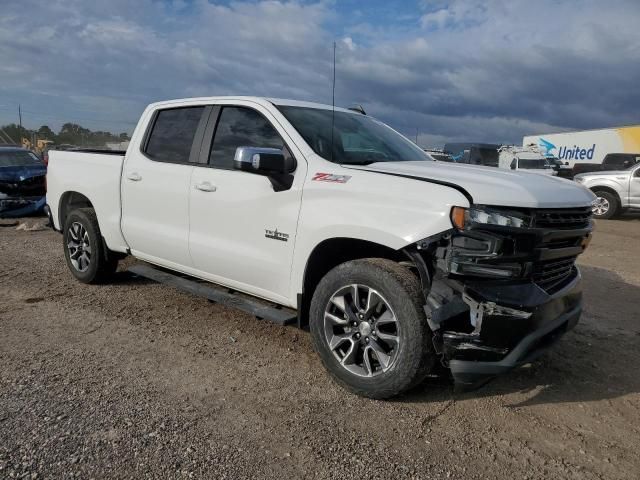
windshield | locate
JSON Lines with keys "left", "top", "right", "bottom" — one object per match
{"left": 519, "top": 158, "right": 550, "bottom": 169}
{"left": 0, "top": 150, "right": 42, "bottom": 167}
{"left": 277, "top": 106, "right": 432, "bottom": 165}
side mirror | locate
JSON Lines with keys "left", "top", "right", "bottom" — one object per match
{"left": 234, "top": 146, "right": 286, "bottom": 175}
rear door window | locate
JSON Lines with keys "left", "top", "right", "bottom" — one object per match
{"left": 603, "top": 154, "right": 640, "bottom": 169}
{"left": 145, "top": 107, "right": 205, "bottom": 163}
{"left": 208, "top": 107, "right": 284, "bottom": 169}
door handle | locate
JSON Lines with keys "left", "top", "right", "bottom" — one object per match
{"left": 194, "top": 181, "right": 217, "bottom": 192}
{"left": 127, "top": 172, "right": 142, "bottom": 181}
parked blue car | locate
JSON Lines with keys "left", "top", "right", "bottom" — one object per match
{"left": 0, "top": 146, "right": 47, "bottom": 218}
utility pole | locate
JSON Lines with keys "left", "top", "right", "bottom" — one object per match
{"left": 18, "top": 104, "right": 22, "bottom": 130}
{"left": 415, "top": 128, "right": 419, "bottom": 145}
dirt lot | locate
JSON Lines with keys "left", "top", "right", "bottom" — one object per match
{"left": 1, "top": 215, "right": 639, "bottom": 479}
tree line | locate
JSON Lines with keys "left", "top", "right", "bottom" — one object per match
{"left": 0, "top": 123, "right": 130, "bottom": 148}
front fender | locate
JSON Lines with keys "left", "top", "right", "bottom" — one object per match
{"left": 583, "top": 178, "right": 626, "bottom": 203}
{"left": 288, "top": 167, "right": 469, "bottom": 303}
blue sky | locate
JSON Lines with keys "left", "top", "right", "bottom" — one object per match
{"left": 1, "top": 0, "right": 639, "bottom": 146}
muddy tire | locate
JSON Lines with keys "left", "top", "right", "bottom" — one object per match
{"left": 310, "top": 258, "right": 436, "bottom": 399}
{"left": 62, "top": 208, "right": 118, "bottom": 284}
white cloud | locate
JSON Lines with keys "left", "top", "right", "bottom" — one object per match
{"left": 342, "top": 37, "right": 356, "bottom": 51}
{"left": 0, "top": 0, "right": 639, "bottom": 146}
{"left": 420, "top": 0, "right": 488, "bottom": 30}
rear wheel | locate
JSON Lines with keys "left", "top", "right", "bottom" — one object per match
{"left": 63, "top": 208, "right": 118, "bottom": 283}
{"left": 591, "top": 190, "right": 619, "bottom": 219}
{"left": 310, "top": 258, "right": 435, "bottom": 399}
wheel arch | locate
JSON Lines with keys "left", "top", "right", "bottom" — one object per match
{"left": 58, "top": 191, "right": 94, "bottom": 229}
{"left": 297, "top": 237, "right": 408, "bottom": 328}
{"left": 590, "top": 185, "right": 621, "bottom": 203}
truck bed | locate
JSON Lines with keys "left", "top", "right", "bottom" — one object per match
{"left": 46, "top": 150, "right": 129, "bottom": 253}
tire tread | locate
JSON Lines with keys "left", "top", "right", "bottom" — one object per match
{"left": 310, "top": 258, "right": 435, "bottom": 399}
{"left": 63, "top": 208, "right": 118, "bottom": 284}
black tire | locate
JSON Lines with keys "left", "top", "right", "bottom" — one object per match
{"left": 591, "top": 190, "right": 619, "bottom": 219}
{"left": 62, "top": 208, "right": 118, "bottom": 284}
{"left": 310, "top": 258, "right": 436, "bottom": 399}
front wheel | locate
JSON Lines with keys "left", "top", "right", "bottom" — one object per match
{"left": 591, "top": 190, "right": 619, "bottom": 219}
{"left": 63, "top": 208, "right": 118, "bottom": 284}
{"left": 310, "top": 258, "right": 436, "bottom": 399}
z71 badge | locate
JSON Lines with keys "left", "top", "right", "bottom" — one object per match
{"left": 312, "top": 172, "right": 351, "bottom": 183}
{"left": 265, "top": 228, "right": 289, "bottom": 242}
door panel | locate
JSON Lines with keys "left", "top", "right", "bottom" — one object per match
{"left": 189, "top": 168, "right": 302, "bottom": 300}
{"left": 121, "top": 157, "right": 194, "bottom": 265}
{"left": 629, "top": 168, "right": 640, "bottom": 207}
{"left": 188, "top": 104, "right": 305, "bottom": 302}
{"left": 121, "top": 106, "right": 207, "bottom": 267}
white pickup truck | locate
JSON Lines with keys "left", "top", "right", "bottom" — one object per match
{"left": 498, "top": 145, "right": 557, "bottom": 176}
{"left": 46, "top": 97, "right": 596, "bottom": 398}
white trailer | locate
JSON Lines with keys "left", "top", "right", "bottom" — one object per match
{"left": 523, "top": 125, "right": 640, "bottom": 168}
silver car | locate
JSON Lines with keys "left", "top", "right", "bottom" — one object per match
{"left": 574, "top": 163, "right": 640, "bottom": 218}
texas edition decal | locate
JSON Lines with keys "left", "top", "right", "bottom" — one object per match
{"left": 265, "top": 228, "right": 289, "bottom": 242}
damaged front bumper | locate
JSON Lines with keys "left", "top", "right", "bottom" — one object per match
{"left": 0, "top": 195, "right": 46, "bottom": 218}
{"left": 412, "top": 205, "right": 592, "bottom": 388}
{"left": 432, "top": 272, "right": 582, "bottom": 388}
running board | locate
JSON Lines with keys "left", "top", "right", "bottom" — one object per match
{"left": 128, "top": 264, "right": 297, "bottom": 326}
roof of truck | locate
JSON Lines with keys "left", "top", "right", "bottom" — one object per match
{"left": 147, "top": 96, "right": 356, "bottom": 114}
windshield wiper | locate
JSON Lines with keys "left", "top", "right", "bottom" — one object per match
{"left": 339, "top": 160, "right": 379, "bottom": 165}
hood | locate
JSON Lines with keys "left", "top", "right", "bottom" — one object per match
{"left": 574, "top": 170, "right": 630, "bottom": 180}
{"left": 0, "top": 164, "right": 46, "bottom": 183}
{"left": 345, "top": 161, "right": 595, "bottom": 209}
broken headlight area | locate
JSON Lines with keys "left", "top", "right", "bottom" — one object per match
{"left": 0, "top": 175, "right": 47, "bottom": 218}
{"left": 450, "top": 205, "right": 533, "bottom": 230}
{"left": 440, "top": 230, "right": 523, "bottom": 279}
{"left": 0, "top": 175, "right": 46, "bottom": 198}
{"left": 437, "top": 205, "right": 593, "bottom": 285}
{"left": 413, "top": 205, "right": 592, "bottom": 380}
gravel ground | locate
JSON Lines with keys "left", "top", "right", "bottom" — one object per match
{"left": 1, "top": 215, "right": 639, "bottom": 479}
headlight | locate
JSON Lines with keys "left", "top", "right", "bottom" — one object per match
{"left": 450, "top": 206, "right": 532, "bottom": 229}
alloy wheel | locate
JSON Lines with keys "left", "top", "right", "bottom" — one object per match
{"left": 592, "top": 196, "right": 610, "bottom": 216}
{"left": 67, "top": 222, "right": 91, "bottom": 272}
{"left": 323, "top": 284, "right": 400, "bottom": 377}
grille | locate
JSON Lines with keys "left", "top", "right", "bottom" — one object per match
{"left": 533, "top": 257, "right": 577, "bottom": 293}
{"left": 533, "top": 207, "right": 592, "bottom": 230}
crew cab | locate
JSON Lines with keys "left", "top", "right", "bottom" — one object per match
{"left": 574, "top": 163, "right": 640, "bottom": 218}
{"left": 46, "top": 97, "right": 595, "bottom": 398}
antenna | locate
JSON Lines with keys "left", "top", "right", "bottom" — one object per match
{"left": 331, "top": 41, "right": 336, "bottom": 163}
